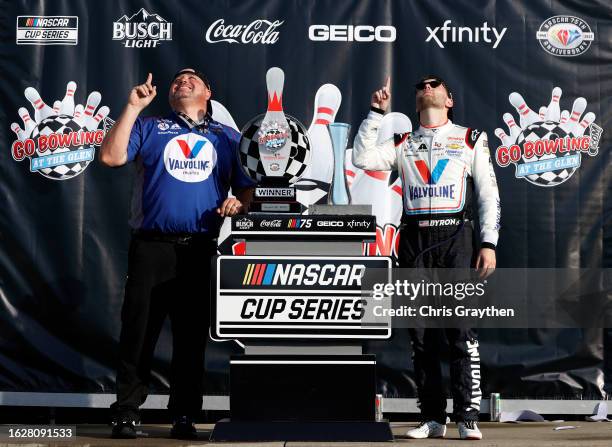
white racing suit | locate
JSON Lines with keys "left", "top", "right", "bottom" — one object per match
{"left": 354, "top": 108, "right": 501, "bottom": 422}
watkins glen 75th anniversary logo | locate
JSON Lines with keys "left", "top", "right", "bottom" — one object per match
{"left": 494, "top": 87, "right": 602, "bottom": 187}
{"left": 10, "top": 82, "right": 113, "bottom": 180}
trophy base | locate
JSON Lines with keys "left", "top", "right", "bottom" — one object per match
{"left": 249, "top": 201, "right": 303, "bottom": 213}
{"left": 250, "top": 183, "right": 302, "bottom": 214}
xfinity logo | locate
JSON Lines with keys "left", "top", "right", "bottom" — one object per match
{"left": 347, "top": 219, "right": 371, "bottom": 229}
{"left": 206, "top": 18, "right": 283, "bottom": 44}
{"left": 309, "top": 25, "right": 396, "bottom": 42}
{"left": 426, "top": 20, "right": 506, "bottom": 49}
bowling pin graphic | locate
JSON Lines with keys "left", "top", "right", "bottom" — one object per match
{"left": 18, "top": 107, "right": 36, "bottom": 136}
{"left": 502, "top": 112, "right": 521, "bottom": 143}
{"left": 509, "top": 92, "right": 540, "bottom": 128}
{"left": 24, "top": 87, "right": 55, "bottom": 123}
{"left": 494, "top": 128, "right": 513, "bottom": 147}
{"left": 53, "top": 101, "right": 62, "bottom": 115}
{"left": 11, "top": 123, "right": 25, "bottom": 141}
{"left": 60, "top": 81, "right": 77, "bottom": 116}
{"left": 538, "top": 106, "right": 547, "bottom": 122}
{"left": 74, "top": 104, "right": 84, "bottom": 121}
{"left": 559, "top": 110, "right": 569, "bottom": 124}
{"left": 545, "top": 87, "right": 562, "bottom": 122}
{"left": 211, "top": 99, "right": 239, "bottom": 131}
{"left": 306, "top": 84, "right": 342, "bottom": 185}
{"left": 573, "top": 112, "right": 595, "bottom": 137}
{"left": 76, "top": 91, "right": 101, "bottom": 127}
{"left": 85, "top": 106, "right": 110, "bottom": 131}
{"left": 560, "top": 97, "right": 586, "bottom": 134}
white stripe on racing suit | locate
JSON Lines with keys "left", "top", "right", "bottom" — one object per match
{"left": 353, "top": 109, "right": 500, "bottom": 247}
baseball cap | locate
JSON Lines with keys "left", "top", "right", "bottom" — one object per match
{"left": 172, "top": 68, "right": 213, "bottom": 116}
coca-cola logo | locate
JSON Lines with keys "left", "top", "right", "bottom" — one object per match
{"left": 260, "top": 219, "right": 282, "bottom": 228}
{"left": 205, "top": 18, "right": 283, "bottom": 44}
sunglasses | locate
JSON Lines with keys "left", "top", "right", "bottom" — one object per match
{"left": 415, "top": 80, "right": 443, "bottom": 90}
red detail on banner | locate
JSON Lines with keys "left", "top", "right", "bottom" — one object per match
{"left": 315, "top": 119, "right": 330, "bottom": 125}
{"left": 232, "top": 241, "right": 246, "bottom": 255}
{"left": 256, "top": 264, "right": 266, "bottom": 285}
{"left": 415, "top": 160, "right": 431, "bottom": 183}
{"left": 267, "top": 92, "right": 283, "bottom": 111}
{"left": 318, "top": 106, "right": 333, "bottom": 115}
{"left": 365, "top": 170, "right": 388, "bottom": 181}
{"left": 392, "top": 185, "right": 402, "bottom": 196}
{"left": 364, "top": 224, "right": 400, "bottom": 257}
{"left": 251, "top": 264, "right": 262, "bottom": 285}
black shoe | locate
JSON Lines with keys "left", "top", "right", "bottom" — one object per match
{"left": 110, "top": 408, "right": 140, "bottom": 439}
{"left": 111, "top": 419, "right": 138, "bottom": 439}
{"left": 171, "top": 416, "right": 198, "bottom": 440}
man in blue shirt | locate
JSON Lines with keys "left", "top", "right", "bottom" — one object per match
{"left": 100, "top": 68, "right": 254, "bottom": 439}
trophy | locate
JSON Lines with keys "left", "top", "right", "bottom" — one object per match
{"left": 239, "top": 67, "right": 311, "bottom": 213}
{"left": 328, "top": 123, "right": 351, "bottom": 205}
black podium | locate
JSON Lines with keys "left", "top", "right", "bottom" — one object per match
{"left": 210, "top": 207, "right": 393, "bottom": 442}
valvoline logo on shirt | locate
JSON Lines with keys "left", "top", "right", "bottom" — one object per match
{"left": 163, "top": 134, "right": 217, "bottom": 183}
{"left": 408, "top": 159, "right": 456, "bottom": 200}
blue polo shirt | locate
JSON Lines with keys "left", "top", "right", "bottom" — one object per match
{"left": 127, "top": 112, "right": 255, "bottom": 234}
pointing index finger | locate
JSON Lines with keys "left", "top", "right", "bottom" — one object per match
{"left": 385, "top": 76, "right": 391, "bottom": 92}
{"left": 146, "top": 73, "right": 153, "bottom": 87}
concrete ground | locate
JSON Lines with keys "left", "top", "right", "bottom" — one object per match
{"left": 0, "top": 421, "right": 611, "bottom": 446}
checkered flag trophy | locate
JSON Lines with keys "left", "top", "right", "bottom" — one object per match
{"left": 239, "top": 67, "right": 311, "bottom": 212}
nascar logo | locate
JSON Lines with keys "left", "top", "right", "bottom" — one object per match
{"left": 287, "top": 218, "right": 311, "bottom": 228}
{"left": 242, "top": 263, "right": 366, "bottom": 286}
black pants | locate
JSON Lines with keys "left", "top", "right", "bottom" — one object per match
{"left": 399, "top": 222, "right": 481, "bottom": 423}
{"left": 605, "top": 328, "right": 612, "bottom": 395}
{"left": 111, "top": 233, "right": 214, "bottom": 419}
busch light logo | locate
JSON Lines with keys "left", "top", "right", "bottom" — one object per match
{"left": 235, "top": 217, "right": 254, "bottom": 230}
{"left": 205, "top": 18, "right": 283, "bottom": 44}
{"left": 536, "top": 16, "right": 594, "bottom": 57}
{"left": 113, "top": 8, "right": 172, "bottom": 48}
{"left": 494, "top": 87, "right": 602, "bottom": 187}
{"left": 10, "top": 81, "right": 112, "bottom": 180}
{"left": 163, "top": 134, "right": 216, "bottom": 182}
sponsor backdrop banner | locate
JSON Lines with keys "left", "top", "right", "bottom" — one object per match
{"left": 0, "top": 0, "right": 610, "bottom": 400}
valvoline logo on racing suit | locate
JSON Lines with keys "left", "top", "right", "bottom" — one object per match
{"left": 242, "top": 262, "right": 365, "bottom": 287}
{"left": 163, "top": 133, "right": 216, "bottom": 183}
{"left": 407, "top": 158, "right": 456, "bottom": 201}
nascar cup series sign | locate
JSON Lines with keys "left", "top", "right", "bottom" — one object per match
{"left": 213, "top": 256, "right": 391, "bottom": 339}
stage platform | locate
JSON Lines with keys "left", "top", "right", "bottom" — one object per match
{"left": 0, "top": 422, "right": 611, "bottom": 446}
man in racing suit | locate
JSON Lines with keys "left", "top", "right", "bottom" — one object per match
{"left": 353, "top": 75, "right": 500, "bottom": 440}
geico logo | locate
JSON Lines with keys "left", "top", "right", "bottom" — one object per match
{"left": 309, "top": 25, "right": 396, "bottom": 42}
{"left": 240, "top": 297, "right": 366, "bottom": 320}
{"left": 316, "top": 220, "right": 344, "bottom": 227}
{"left": 267, "top": 263, "right": 366, "bottom": 286}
